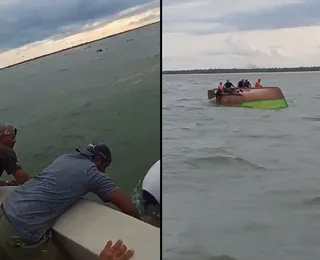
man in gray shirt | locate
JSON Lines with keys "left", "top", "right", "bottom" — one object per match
{"left": 0, "top": 142, "right": 140, "bottom": 260}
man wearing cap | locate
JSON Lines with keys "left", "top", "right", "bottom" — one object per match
{"left": 0, "top": 142, "right": 141, "bottom": 260}
{"left": 0, "top": 123, "right": 31, "bottom": 187}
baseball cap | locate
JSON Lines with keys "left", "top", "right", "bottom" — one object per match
{"left": 0, "top": 123, "right": 17, "bottom": 137}
{"left": 76, "top": 142, "right": 112, "bottom": 164}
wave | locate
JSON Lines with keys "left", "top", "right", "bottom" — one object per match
{"left": 302, "top": 197, "right": 320, "bottom": 206}
{"left": 210, "top": 256, "right": 238, "bottom": 260}
{"left": 166, "top": 245, "right": 238, "bottom": 260}
{"left": 0, "top": 106, "right": 10, "bottom": 113}
{"left": 184, "top": 106, "right": 205, "bottom": 111}
{"left": 236, "top": 133, "right": 292, "bottom": 140}
{"left": 301, "top": 116, "right": 320, "bottom": 122}
{"left": 176, "top": 97, "right": 203, "bottom": 102}
{"left": 163, "top": 104, "right": 205, "bottom": 112}
{"left": 162, "top": 104, "right": 171, "bottom": 110}
{"left": 186, "top": 155, "right": 266, "bottom": 170}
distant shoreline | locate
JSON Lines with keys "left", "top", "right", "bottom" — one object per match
{"left": 0, "top": 21, "right": 160, "bottom": 72}
{"left": 162, "top": 67, "right": 320, "bottom": 75}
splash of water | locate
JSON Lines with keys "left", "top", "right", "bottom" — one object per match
{"left": 131, "top": 179, "right": 143, "bottom": 214}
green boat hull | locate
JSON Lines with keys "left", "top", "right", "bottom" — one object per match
{"left": 241, "top": 98, "right": 288, "bottom": 109}
{"left": 208, "top": 87, "right": 288, "bottom": 110}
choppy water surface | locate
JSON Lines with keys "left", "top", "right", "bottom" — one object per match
{"left": 163, "top": 72, "right": 320, "bottom": 260}
{"left": 0, "top": 23, "right": 160, "bottom": 202}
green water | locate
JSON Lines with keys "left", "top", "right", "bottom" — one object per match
{"left": 0, "top": 23, "right": 160, "bottom": 201}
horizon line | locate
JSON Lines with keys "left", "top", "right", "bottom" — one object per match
{"left": 0, "top": 21, "right": 160, "bottom": 72}
{"left": 163, "top": 66, "right": 320, "bottom": 74}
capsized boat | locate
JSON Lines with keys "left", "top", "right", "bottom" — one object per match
{"left": 207, "top": 87, "right": 288, "bottom": 109}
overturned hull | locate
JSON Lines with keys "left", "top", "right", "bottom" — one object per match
{"left": 208, "top": 87, "right": 288, "bottom": 109}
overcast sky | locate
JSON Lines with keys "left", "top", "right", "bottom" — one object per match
{"left": 163, "top": 0, "right": 320, "bottom": 69}
{"left": 0, "top": 0, "right": 156, "bottom": 52}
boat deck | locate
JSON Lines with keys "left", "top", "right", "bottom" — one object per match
{"left": 0, "top": 187, "right": 160, "bottom": 260}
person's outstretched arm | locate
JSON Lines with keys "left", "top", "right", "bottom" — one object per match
{"left": 88, "top": 166, "right": 140, "bottom": 219}
{"left": 108, "top": 189, "right": 140, "bottom": 219}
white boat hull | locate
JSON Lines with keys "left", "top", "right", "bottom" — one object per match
{"left": 0, "top": 187, "right": 160, "bottom": 260}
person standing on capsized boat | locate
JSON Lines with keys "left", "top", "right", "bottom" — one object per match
{"left": 244, "top": 79, "right": 251, "bottom": 88}
{"left": 237, "top": 79, "right": 244, "bottom": 88}
{"left": 255, "top": 78, "right": 263, "bottom": 88}
{"left": 215, "top": 82, "right": 224, "bottom": 104}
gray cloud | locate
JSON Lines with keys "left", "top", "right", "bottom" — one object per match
{"left": 0, "top": 0, "right": 154, "bottom": 50}
{"left": 222, "top": 0, "right": 320, "bottom": 31}
{"left": 202, "top": 36, "right": 268, "bottom": 57}
{"left": 163, "top": 0, "right": 320, "bottom": 35}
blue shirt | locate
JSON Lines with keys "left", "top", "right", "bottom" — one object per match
{"left": 3, "top": 153, "right": 118, "bottom": 243}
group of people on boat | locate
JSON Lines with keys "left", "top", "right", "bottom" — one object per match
{"left": 0, "top": 123, "right": 159, "bottom": 260}
{"left": 215, "top": 78, "right": 263, "bottom": 104}
{"left": 218, "top": 78, "right": 263, "bottom": 92}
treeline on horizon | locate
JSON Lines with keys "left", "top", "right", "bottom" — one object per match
{"left": 162, "top": 66, "right": 320, "bottom": 74}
